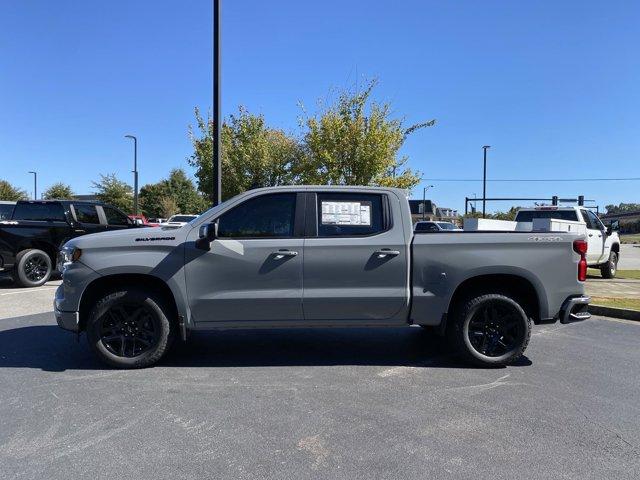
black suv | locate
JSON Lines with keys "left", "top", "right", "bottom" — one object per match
{"left": 0, "top": 200, "right": 141, "bottom": 287}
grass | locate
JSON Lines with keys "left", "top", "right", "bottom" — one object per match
{"left": 587, "top": 269, "right": 640, "bottom": 280}
{"left": 620, "top": 234, "right": 640, "bottom": 244}
{"left": 591, "top": 296, "right": 640, "bottom": 311}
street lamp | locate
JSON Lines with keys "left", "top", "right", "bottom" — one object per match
{"left": 28, "top": 171, "right": 37, "bottom": 200}
{"left": 124, "top": 135, "right": 138, "bottom": 215}
{"left": 212, "top": 0, "right": 222, "bottom": 206}
{"left": 422, "top": 184, "right": 434, "bottom": 220}
{"left": 482, "top": 145, "right": 490, "bottom": 218}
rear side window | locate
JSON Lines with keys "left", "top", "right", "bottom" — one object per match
{"left": 317, "top": 193, "right": 384, "bottom": 237}
{"left": 515, "top": 210, "right": 579, "bottom": 222}
{"left": 103, "top": 206, "right": 131, "bottom": 226}
{"left": 12, "top": 202, "right": 66, "bottom": 221}
{"left": 0, "top": 204, "right": 14, "bottom": 220}
{"left": 218, "top": 193, "right": 296, "bottom": 238}
{"left": 73, "top": 204, "right": 100, "bottom": 224}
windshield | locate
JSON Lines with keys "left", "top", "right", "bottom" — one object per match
{"left": 169, "top": 215, "right": 198, "bottom": 223}
{"left": 437, "top": 222, "right": 457, "bottom": 230}
{"left": 515, "top": 210, "right": 579, "bottom": 222}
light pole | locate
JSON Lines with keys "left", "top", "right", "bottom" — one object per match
{"left": 482, "top": 146, "right": 490, "bottom": 218}
{"left": 28, "top": 171, "right": 37, "bottom": 200}
{"left": 124, "top": 135, "right": 138, "bottom": 215}
{"left": 422, "top": 184, "right": 434, "bottom": 220}
{"left": 212, "top": 0, "right": 222, "bottom": 206}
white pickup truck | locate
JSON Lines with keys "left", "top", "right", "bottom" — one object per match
{"left": 514, "top": 206, "right": 621, "bottom": 278}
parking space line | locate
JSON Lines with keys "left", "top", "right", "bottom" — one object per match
{"left": 0, "top": 286, "right": 58, "bottom": 296}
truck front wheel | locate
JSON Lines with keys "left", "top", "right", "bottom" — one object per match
{"left": 600, "top": 251, "right": 618, "bottom": 279}
{"left": 86, "top": 288, "right": 173, "bottom": 368}
{"left": 448, "top": 293, "right": 531, "bottom": 367}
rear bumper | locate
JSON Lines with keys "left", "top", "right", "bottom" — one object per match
{"left": 559, "top": 295, "right": 591, "bottom": 324}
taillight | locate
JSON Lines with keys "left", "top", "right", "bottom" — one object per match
{"left": 573, "top": 239, "right": 588, "bottom": 281}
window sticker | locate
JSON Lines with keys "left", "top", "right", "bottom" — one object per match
{"left": 321, "top": 201, "right": 371, "bottom": 226}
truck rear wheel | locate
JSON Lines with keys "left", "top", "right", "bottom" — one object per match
{"left": 448, "top": 293, "right": 531, "bottom": 367}
{"left": 12, "top": 249, "right": 53, "bottom": 287}
{"left": 600, "top": 251, "right": 617, "bottom": 279}
{"left": 86, "top": 288, "right": 173, "bottom": 368}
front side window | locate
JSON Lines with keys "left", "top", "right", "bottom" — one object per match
{"left": 317, "top": 193, "right": 384, "bottom": 237}
{"left": 12, "top": 202, "right": 66, "bottom": 221}
{"left": 218, "top": 193, "right": 296, "bottom": 238}
{"left": 587, "top": 210, "right": 604, "bottom": 230}
{"left": 74, "top": 204, "right": 99, "bottom": 224}
{"left": 103, "top": 206, "right": 130, "bottom": 226}
{"left": 581, "top": 209, "right": 597, "bottom": 230}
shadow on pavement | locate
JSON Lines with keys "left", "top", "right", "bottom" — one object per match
{"left": 0, "top": 325, "right": 532, "bottom": 371}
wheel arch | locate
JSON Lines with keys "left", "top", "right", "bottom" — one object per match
{"left": 78, "top": 273, "right": 182, "bottom": 334}
{"left": 447, "top": 273, "right": 542, "bottom": 326}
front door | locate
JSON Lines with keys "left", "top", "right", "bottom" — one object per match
{"left": 70, "top": 203, "right": 103, "bottom": 236}
{"left": 185, "top": 192, "right": 304, "bottom": 325}
{"left": 581, "top": 209, "right": 604, "bottom": 264}
{"left": 302, "top": 192, "right": 409, "bottom": 323}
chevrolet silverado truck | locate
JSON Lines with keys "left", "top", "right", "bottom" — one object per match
{"left": 0, "top": 200, "right": 139, "bottom": 287}
{"left": 514, "top": 206, "right": 621, "bottom": 278}
{"left": 54, "top": 186, "right": 590, "bottom": 368}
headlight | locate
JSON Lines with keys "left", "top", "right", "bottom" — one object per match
{"left": 59, "top": 246, "right": 82, "bottom": 268}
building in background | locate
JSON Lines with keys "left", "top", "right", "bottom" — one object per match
{"left": 409, "top": 200, "right": 460, "bottom": 224}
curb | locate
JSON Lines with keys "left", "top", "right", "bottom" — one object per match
{"left": 589, "top": 305, "right": 640, "bottom": 321}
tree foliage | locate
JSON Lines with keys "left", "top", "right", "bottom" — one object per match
{"left": 0, "top": 180, "right": 28, "bottom": 201}
{"left": 189, "top": 107, "right": 300, "bottom": 201}
{"left": 43, "top": 182, "right": 74, "bottom": 200}
{"left": 605, "top": 203, "right": 640, "bottom": 215}
{"left": 92, "top": 174, "right": 133, "bottom": 212}
{"left": 139, "top": 168, "right": 208, "bottom": 218}
{"left": 298, "top": 80, "right": 434, "bottom": 189}
{"left": 188, "top": 80, "right": 435, "bottom": 199}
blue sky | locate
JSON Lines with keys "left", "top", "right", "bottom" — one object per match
{"left": 1, "top": 0, "right": 638, "bottom": 212}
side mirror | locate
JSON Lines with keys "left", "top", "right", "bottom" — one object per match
{"left": 195, "top": 222, "right": 217, "bottom": 250}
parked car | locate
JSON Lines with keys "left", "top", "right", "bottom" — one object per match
{"left": 147, "top": 217, "right": 167, "bottom": 226}
{"left": 55, "top": 186, "right": 589, "bottom": 369}
{"left": 162, "top": 214, "right": 198, "bottom": 227}
{"left": 0, "top": 201, "right": 16, "bottom": 220}
{"left": 514, "top": 206, "right": 620, "bottom": 278}
{"left": 414, "top": 221, "right": 462, "bottom": 232}
{"left": 128, "top": 215, "right": 161, "bottom": 227}
{"left": 0, "top": 200, "right": 141, "bottom": 287}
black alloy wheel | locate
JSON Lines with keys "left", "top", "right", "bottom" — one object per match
{"left": 99, "top": 303, "right": 160, "bottom": 358}
{"left": 23, "top": 253, "right": 50, "bottom": 283}
{"left": 465, "top": 300, "right": 526, "bottom": 358}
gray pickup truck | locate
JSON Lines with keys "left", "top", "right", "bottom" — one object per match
{"left": 55, "top": 186, "right": 590, "bottom": 368}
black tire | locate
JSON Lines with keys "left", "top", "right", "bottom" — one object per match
{"left": 600, "top": 251, "right": 618, "bottom": 279}
{"left": 12, "top": 249, "right": 53, "bottom": 287}
{"left": 86, "top": 288, "right": 173, "bottom": 368}
{"left": 447, "top": 293, "right": 531, "bottom": 367}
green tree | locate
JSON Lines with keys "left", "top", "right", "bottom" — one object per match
{"left": 493, "top": 206, "right": 519, "bottom": 221}
{"left": 605, "top": 203, "right": 640, "bottom": 215}
{"left": 139, "top": 168, "right": 209, "bottom": 217}
{"left": 0, "top": 180, "right": 27, "bottom": 201}
{"left": 43, "top": 182, "right": 74, "bottom": 200}
{"left": 189, "top": 107, "right": 300, "bottom": 201}
{"left": 92, "top": 174, "right": 133, "bottom": 212}
{"left": 298, "top": 79, "right": 435, "bottom": 189}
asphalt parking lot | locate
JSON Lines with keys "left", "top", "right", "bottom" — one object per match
{"left": 0, "top": 280, "right": 639, "bottom": 479}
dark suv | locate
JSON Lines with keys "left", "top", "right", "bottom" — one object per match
{"left": 0, "top": 200, "right": 141, "bottom": 287}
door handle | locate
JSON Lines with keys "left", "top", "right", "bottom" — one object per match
{"left": 374, "top": 249, "right": 400, "bottom": 258}
{"left": 272, "top": 249, "right": 298, "bottom": 259}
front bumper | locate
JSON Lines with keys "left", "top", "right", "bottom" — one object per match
{"left": 559, "top": 295, "right": 591, "bottom": 324}
{"left": 54, "top": 299, "right": 79, "bottom": 332}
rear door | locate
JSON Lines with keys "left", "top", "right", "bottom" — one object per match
{"left": 580, "top": 209, "right": 604, "bottom": 264}
{"left": 302, "top": 191, "right": 408, "bottom": 323}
